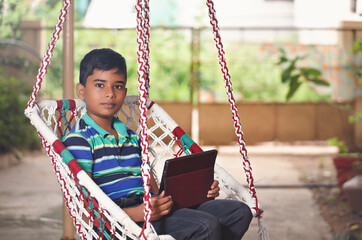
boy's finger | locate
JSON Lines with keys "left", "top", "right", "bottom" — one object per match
{"left": 152, "top": 195, "right": 172, "bottom": 207}
{"left": 153, "top": 191, "right": 165, "bottom": 200}
{"left": 158, "top": 198, "right": 173, "bottom": 213}
{"left": 210, "top": 180, "right": 217, "bottom": 189}
{"left": 159, "top": 191, "right": 165, "bottom": 198}
{"left": 152, "top": 198, "right": 173, "bottom": 217}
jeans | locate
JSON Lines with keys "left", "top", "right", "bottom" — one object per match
{"left": 115, "top": 194, "right": 253, "bottom": 240}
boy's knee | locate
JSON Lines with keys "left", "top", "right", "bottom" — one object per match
{"left": 232, "top": 201, "right": 253, "bottom": 225}
{"left": 196, "top": 216, "right": 221, "bottom": 240}
{"left": 238, "top": 201, "right": 253, "bottom": 216}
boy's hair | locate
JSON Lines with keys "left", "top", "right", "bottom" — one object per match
{"left": 79, "top": 48, "right": 127, "bottom": 86}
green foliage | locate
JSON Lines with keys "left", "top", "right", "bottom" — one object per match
{"left": 353, "top": 41, "right": 362, "bottom": 53}
{"left": 200, "top": 42, "right": 286, "bottom": 102}
{"left": 13, "top": 2, "right": 337, "bottom": 103}
{"left": 327, "top": 137, "right": 349, "bottom": 155}
{"left": 277, "top": 48, "right": 330, "bottom": 101}
{"left": 199, "top": 41, "right": 332, "bottom": 103}
{"left": 0, "top": 0, "right": 28, "bottom": 39}
{"left": 148, "top": 29, "right": 191, "bottom": 101}
{"left": 349, "top": 111, "right": 362, "bottom": 124}
{"left": 0, "top": 67, "right": 40, "bottom": 153}
{"left": 40, "top": 28, "right": 192, "bottom": 102}
{"left": 41, "top": 29, "right": 335, "bottom": 103}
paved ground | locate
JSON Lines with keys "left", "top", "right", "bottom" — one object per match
{"left": 0, "top": 143, "right": 337, "bottom": 240}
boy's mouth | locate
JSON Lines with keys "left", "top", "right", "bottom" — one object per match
{"left": 101, "top": 102, "right": 116, "bottom": 109}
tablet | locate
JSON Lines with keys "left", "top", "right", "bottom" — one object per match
{"left": 159, "top": 149, "right": 218, "bottom": 210}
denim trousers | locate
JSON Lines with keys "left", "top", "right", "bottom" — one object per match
{"left": 115, "top": 194, "right": 253, "bottom": 240}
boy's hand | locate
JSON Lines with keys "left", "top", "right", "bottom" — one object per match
{"left": 123, "top": 191, "right": 172, "bottom": 222}
{"left": 207, "top": 180, "right": 220, "bottom": 198}
{"left": 150, "top": 191, "right": 173, "bottom": 221}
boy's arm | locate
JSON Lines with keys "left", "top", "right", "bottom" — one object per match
{"left": 82, "top": 172, "right": 171, "bottom": 223}
{"left": 82, "top": 170, "right": 172, "bottom": 223}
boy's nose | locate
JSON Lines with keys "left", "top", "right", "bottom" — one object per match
{"left": 105, "top": 87, "right": 115, "bottom": 98}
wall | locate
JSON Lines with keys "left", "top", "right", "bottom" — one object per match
{"left": 197, "top": 102, "right": 354, "bottom": 146}
{"left": 142, "top": 101, "right": 354, "bottom": 147}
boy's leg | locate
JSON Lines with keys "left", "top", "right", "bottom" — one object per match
{"left": 148, "top": 208, "right": 221, "bottom": 240}
{"left": 195, "top": 199, "right": 253, "bottom": 240}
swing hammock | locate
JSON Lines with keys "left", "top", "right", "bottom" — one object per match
{"left": 24, "top": 0, "right": 269, "bottom": 239}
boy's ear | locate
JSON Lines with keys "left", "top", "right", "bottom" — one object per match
{"left": 76, "top": 83, "right": 85, "bottom": 100}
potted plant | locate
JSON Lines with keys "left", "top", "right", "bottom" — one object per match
{"left": 328, "top": 137, "right": 362, "bottom": 193}
{"left": 329, "top": 41, "right": 362, "bottom": 193}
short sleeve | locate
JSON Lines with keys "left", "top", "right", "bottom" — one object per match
{"left": 63, "top": 133, "right": 93, "bottom": 173}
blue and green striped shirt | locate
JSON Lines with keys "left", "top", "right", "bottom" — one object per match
{"left": 62, "top": 113, "right": 144, "bottom": 200}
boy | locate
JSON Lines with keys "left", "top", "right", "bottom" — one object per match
{"left": 63, "top": 48, "right": 252, "bottom": 239}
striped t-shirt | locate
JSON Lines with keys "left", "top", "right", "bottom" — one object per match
{"left": 62, "top": 113, "right": 144, "bottom": 200}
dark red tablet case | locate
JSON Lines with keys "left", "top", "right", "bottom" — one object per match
{"left": 159, "top": 149, "right": 218, "bottom": 210}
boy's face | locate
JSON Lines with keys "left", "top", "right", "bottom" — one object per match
{"left": 77, "top": 68, "right": 127, "bottom": 122}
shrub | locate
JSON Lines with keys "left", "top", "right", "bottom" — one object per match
{"left": 0, "top": 68, "right": 40, "bottom": 153}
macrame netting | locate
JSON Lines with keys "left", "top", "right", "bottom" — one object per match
{"left": 25, "top": 97, "right": 205, "bottom": 239}
{"left": 24, "top": 0, "right": 269, "bottom": 239}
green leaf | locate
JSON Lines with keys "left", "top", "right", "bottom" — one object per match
{"left": 349, "top": 115, "right": 356, "bottom": 124}
{"left": 286, "top": 76, "right": 302, "bottom": 100}
{"left": 353, "top": 41, "right": 362, "bottom": 53}
{"left": 308, "top": 78, "right": 330, "bottom": 86}
{"left": 289, "top": 74, "right": 300, "bottom": 85}
{"left": 279, "top": 48, "right": 287, "bottom": 55}
{"left": 281, "top": 67, "right": 293, "bottom": 83}
{"left": 281, "top": 57, "right": 300, "bottom": 83}
{"left": 277, "top": 56, "right": 288, "bottom": 65}
{"left": 327, "top": 137, "right": 349, "bottom": 154}
{"left": 300, "top": 67, "right": 322, "bottom": 79}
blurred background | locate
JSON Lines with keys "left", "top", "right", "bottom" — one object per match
{"left": 0, "top": 0, "right": 361, "bottom": 239}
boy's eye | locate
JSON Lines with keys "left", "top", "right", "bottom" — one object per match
{"left": 115, "top": 85, "right": 124, "bottom": 90}
{"left": 95, "top": 83, "right": 104, "bottom": 88}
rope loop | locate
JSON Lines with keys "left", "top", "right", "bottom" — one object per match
{"left": 26, "top": 0, "right": 72, "bottom": 109}
{"left": 136, "top": 0, "right": 153, "bottom": 238}
{"left": 206, "top": 0, "right": 264, "bottom": 218}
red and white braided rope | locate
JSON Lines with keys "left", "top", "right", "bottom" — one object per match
{"left": 135, "top": 0, "right": 153, "bottom": 237}
{"left": 26, "top": 0, "right": 71, "bottom": 109}
{"left": 142, "top": 0, "right": 151, "bottom": 98}
{"left": 206, "top": 0, "right": 263, "bottom": 218}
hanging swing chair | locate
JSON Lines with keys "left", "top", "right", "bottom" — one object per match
{"left": 24, "top": 0, "right": 269, "bottom": 239}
